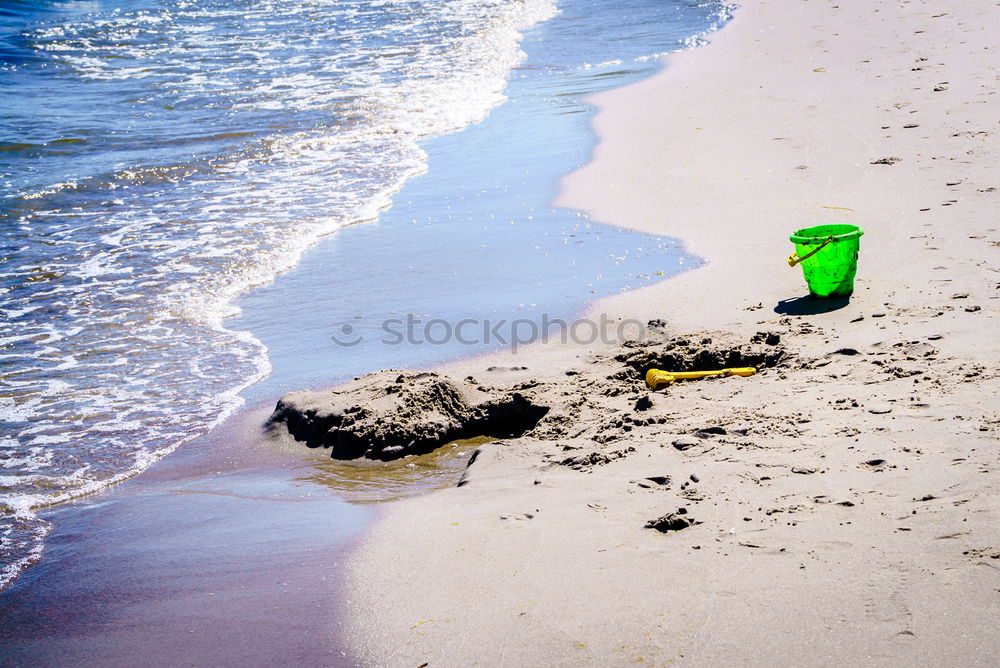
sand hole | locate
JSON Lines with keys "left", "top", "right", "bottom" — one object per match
{"left": 618, "top": 331, "right": 787, "bottom": 376}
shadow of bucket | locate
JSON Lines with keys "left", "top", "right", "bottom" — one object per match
{"left": 787, "top": 224, "right": 864, "bottom": 297}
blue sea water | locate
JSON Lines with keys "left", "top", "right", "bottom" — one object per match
{"left": 0, "top": 0, "right": 731, "bottom": 592}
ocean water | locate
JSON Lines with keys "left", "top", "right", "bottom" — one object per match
{"left": 0, "top": 0, "right": 732, "bottom": 593}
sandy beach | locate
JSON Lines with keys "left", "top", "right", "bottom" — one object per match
{"left": 326, "top": 0, "right": 1000, "bottom": 664}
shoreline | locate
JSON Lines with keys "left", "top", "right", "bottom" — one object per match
{"left": 0, "top": 4, "right": 723, "bottom": 658}
{"left": 342, "top": 0, "right": 1000, "bottom": 664}
{"left": 1, "top": 0, "right": 704, "bottom": 599}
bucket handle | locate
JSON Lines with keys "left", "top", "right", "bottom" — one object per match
{"left": 787, "top": 235, "right": 835, "bottom": 267}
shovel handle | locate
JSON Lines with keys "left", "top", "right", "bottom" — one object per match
{"left": 646, "top": 367, "right": 757, "bottom": 389}
{"left": 670, "top": 367, "right": 757, "bottom": 380}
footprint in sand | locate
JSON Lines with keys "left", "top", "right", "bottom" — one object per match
{"left": 863, "top": 563, "right": 915, "bottom": 634}
{"left": 861, "top": 458, "right": 891, "bottom": 471}
{"left": 633, "top": 476, "right": 671, "bottom": 490}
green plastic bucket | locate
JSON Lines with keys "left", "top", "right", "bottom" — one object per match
{"left": 788, "top": 223, "right": 864, "bottom": 298}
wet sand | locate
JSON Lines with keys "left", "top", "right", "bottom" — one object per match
{"left": 0, "top": 405, "right": 373, "bottom": 666}
{"left": 340, "top": 0, "right": 1000, "bottom": 664}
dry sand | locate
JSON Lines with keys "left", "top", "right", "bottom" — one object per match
{"left": 332, "top": 0, "right": 1000, "bottom": 664}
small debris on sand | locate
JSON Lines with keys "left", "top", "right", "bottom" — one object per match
{"left": 646, "top": 508, "right": 698, "bottom": 532}
{"left": 672, "top": 435, "right": 701, "bottom": 451}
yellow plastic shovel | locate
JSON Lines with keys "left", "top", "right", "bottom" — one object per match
{"left": 645, "top": 367, "right": 757, "bottom": 390}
